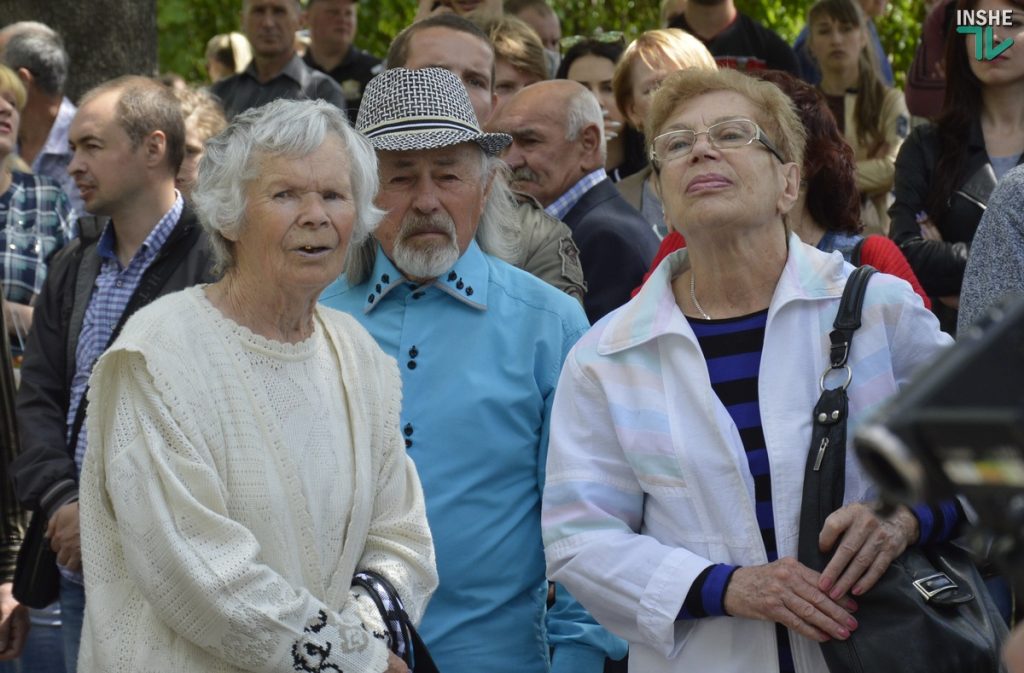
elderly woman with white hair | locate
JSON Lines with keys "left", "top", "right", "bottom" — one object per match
{"left": 76, "top": 99, "right": 437, "bottom": 673}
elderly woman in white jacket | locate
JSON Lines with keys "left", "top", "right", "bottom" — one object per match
{"left": 541, "top": 68, "right": 951, "bottom": 673}
{"left": 78, "top": 99, "right": 437, "bottom": 673}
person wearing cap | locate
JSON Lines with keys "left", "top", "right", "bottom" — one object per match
{"left": 210, "top": 0, "right": 347, "bottom": 120}
{"left": 321, "top": 66, "right": 626, "bottom": 673}
{"left": 385, "top": 13, "right": 587, "bottom": 304}
{"left": 302, "top": 0, "right": 383, "bottom": 123}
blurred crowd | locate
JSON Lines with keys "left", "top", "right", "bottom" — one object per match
{"left": 0, "top": 0, "right": 1022, "bottom": 671}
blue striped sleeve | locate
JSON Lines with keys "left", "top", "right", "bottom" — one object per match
{"left": 677, "top": 564, "right": 740, "bottom": 620}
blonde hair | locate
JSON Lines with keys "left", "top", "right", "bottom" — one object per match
{"left": 174, "top": 87, "right": 227, "bottom": 144}
{"left": 478, "top": 15, "right": 549, "bottom": 83}
{"left": 0, "top": 65, "right": 27, "bottom": 172}
{"left": 612, "top": 28, "right": 716, "bottom": 126}
{"left": 647, "top": 67, "right": 806, "bottom": 168}
{"left": 205, "top": 32, "right": 253, "bottom": 76}
{"left": 0, "top": 64, "right": 27, "bottom": 111}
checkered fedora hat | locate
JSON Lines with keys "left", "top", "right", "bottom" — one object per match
{"left": 356, "top": 67, "right": 512, "bottom": 156}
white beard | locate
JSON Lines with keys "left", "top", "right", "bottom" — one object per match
{"left": 392, "top": 213, "right": 461, "bottom": 280}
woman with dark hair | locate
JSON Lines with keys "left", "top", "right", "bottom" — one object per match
{"left": 807, "top": 0, "right": 909, "bottom": 235}
{"left": 889, "top": 0, "right": 1024, "bottom": 332}
{"left": 556, "top": 37, "right": 646, "bottom": 182}
{"left": 636, "top": 70, "right": 930, "bottom": 307}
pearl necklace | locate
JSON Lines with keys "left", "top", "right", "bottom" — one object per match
{"left": 690, "top": 273, "right": 712, "bottom": 320}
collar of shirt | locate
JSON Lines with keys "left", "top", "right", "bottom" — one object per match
{"left": 544, "top": 167, "right": 607, "bottom": 222}
{"left": 362, "top": 239, "right": 490, "bottom": 313}
{"left": 243, "top": 53, "right": 311, "bottom": 88}
{"left": 96, "top": 192, "right": 184, "bottom": 270}
{"left": 598, "top": 231, "right": 849, "bottom": 355}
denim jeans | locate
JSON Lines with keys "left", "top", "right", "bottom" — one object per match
{"left": 0, "top": 602, "right": 67, "bottom": 673}
{"left": 58, "top": 577, "right": 84, "bottom": 673}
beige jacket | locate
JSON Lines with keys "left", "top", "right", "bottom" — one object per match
{"left": 843, "top": 87, "right": 910, "bottom": 236}
{"left": 513, "top": 195, "right": 587, "bottom": 303}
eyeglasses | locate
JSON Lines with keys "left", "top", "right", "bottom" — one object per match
{"left": 559, "top": 30, "right": 625, "bottom": 52}
{"left": 650, "top": 119, "right": 786, "bottom": 165}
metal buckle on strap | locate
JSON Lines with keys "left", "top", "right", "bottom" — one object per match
{"left": 819, "top": 364, "right": 853, "bottom": 392}
{"left": 830, "top": 340, "right": 850, "bottom": 367}
{"left": 913, "top": 572, "right": 958, "bottom": 601}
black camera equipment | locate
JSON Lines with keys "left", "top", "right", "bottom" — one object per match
{"left": 854, "top": 293, "right": 1024, "bottom": 594}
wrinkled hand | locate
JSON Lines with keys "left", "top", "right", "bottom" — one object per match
{"left": 384, "top": 651, "right": 410, "bottom": 673}
{"left": 0, "top": 582, "right": 29, "bottom": 660}
{"left": 46, "top": 501, "right": 82, "bottom": 572}
{"left": 818, "top": 503, "right": 918, "bottom": 601}
{"left": 723, "top": 558, "right": 858, "bottom": 643}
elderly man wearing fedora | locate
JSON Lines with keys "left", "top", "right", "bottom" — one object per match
{"left": 321, "top": 67, "right": 626, "bottom": 673}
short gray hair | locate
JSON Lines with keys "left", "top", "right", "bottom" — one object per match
{"left": 345, "top": 150, "right": 520, "bottom": 286}
{"left": 565, "top": 88, "right": 606, "bottom": 162}
{"left": 1, "top": 29, "right": 68, "bottom": 97}
{"left": 192, "top": 98, "right": 384, "bottom": 273}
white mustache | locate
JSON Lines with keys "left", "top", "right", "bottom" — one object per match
{"left": 510, "top": 167, "right": 540, "bottom": 183}
{"left": 399, "top": 212, "right": 457, "bottom": 241}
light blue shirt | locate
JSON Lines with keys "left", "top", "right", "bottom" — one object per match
{"left": 321, "top": 241, "right": 625, "bottom": 673}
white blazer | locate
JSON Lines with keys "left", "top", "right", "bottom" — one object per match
{"left": 542, "top": 235, "right": 951, "bottom": 673}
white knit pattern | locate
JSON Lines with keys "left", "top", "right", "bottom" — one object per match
{"left": 78, "top": 286, "right": 437, "bottom": 673}
{"left": 230, "top": 317, "right": 354, "bottom": 571}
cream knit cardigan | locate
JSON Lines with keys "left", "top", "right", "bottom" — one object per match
{"left": 78, "top": 287, "right": 437, "bottom": 673}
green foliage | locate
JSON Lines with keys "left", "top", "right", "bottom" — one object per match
{"left": 158, "top": 0, "right": 242, "bottom": 83}
{"left": 157, "top": 0, "right": 927, "bottom": 89}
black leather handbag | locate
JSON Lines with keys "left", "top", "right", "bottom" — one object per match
{"left": 796, "top": 266, "right": 1007, "bottom": 673}
{"left": 11, "top": 512, "right": 60, "bottom": 609}
{"left": 351, "top": 570, "right": 440, "bottom": 673}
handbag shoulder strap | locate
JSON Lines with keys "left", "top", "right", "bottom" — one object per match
{"left": 797, "top": 266, "right": 877, "bottom": 570}
{"left": 829, "top": 265, "right": 877, "bottom": 369}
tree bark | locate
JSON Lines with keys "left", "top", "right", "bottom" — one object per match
{"left": 0, "top": 0, "right": 158, "bottom": 103}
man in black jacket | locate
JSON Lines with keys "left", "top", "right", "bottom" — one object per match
{"left": 490, "top": 79, "right": 658, "bottom": 322}
{"left": 10, "top": 76, "right": 215, "bottom": 671}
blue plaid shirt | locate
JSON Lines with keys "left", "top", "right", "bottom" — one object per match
{"left": 18, "top": 98, "right": 84, "bottom": 215}
{"left": 67, "top": 195, "right": 183, "bottom": 475}
{"left": 543, "top": 168, "right": 608, "bottom": 222}
{"left": 1, "top": 171, "right": 75, "bottom": 306}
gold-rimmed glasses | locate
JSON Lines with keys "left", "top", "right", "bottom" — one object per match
{"left": 650, "top": 118, "right": 786, "bottom": 165}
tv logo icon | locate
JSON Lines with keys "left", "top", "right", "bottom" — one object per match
{"left": 956, "top": 9, "right": 1015, "bottom": 61}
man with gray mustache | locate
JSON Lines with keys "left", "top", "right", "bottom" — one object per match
{"left": 490, "top": 80, "right": 659, "bottom": 322}
{"left": 321, "top": 66, "right": 626, "bottom": 673}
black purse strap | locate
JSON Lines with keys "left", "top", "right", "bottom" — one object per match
{"left": 351, "top": 570, "right": 440, "bottom": 673}
{"left": 797, "top": 266, "right": 876, "bottom": 572}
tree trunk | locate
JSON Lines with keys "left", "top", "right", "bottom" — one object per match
{"left": 0, "top": 0, "right": 158, "bottom": 103}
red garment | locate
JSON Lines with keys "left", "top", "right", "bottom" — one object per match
{"left": 631, "top": 232, "right": 932, "bottom": 309}
{"left": 859, "top": 235, "right": 932, "bottom": 309}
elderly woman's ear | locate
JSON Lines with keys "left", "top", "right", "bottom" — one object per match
{"left": 776, "top": 161, "right": 802, "bottom": 217}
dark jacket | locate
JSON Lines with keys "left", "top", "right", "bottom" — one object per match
{"left": 562, "top": 179, "right": 659, "bottom": 323}
{"left": 889, "top": 121, "right": 1024, "bottom": 297}
{"left": 11, "top": 205, "right": 216, "bottom": 517}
